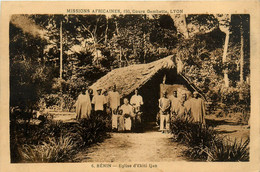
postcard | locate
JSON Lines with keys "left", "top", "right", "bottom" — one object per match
{"left": 0, "top": 1, "right": 259, "bottom": 172}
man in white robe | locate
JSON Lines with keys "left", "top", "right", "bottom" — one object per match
{"left": 190, "top": 91, "right": 206, "bottom": 125}
{"left": 108, "top": 85, "right": 120, "bottom": 130}
{"left": 118, "top": 98, "right": 134, "bottom": 131}
{"left": 76, "top": 87, "right": 92, "bottom": 120}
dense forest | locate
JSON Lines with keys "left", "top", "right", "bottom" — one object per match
{"left": 10, "top": 14, "right": 250, "bottom": 117}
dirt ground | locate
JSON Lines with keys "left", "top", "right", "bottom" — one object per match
{"left": 205, "top": 114, "right": 250, "bottom": 143}
{"left": 46, "top": 112, "right": 249, "bottom": 162}
{"left": 74, "top": 123, "right": 187, "bottom": 162}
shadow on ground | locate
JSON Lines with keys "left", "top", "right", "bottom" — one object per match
{"left": 206, "top": 118, "right": 237, "bottom": 127}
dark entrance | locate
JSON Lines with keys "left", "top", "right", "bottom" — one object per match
{"left": 126, "top": 68, "right": 195, "bottom": 124}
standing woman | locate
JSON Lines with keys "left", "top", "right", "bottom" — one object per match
{"left": 75, "top": 87, "right": 92, "bottom": 120}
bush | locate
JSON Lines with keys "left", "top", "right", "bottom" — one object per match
{"left": 221, "top": 87, "right": 240, "bottom": 108}
{"left": 206, "top": 138, "right": 249, "bottom": 161}
{"left": 170, "top": 118, "right": 249, "bottom": 161}
{"left": 10, "top": 113, "right": 110, "bottom": 163}
{"left": 170, "top": 118, "right": 219, "bottom": 160}
{"left": 237, "top": 82, "right": 250, "bottom": 106}
{"left": 10, "top": 120, "right": 69, "bottom": 162}
{"left": 19, "top": 135, "right": 77, "bottom": 162}
{"left": 74, "top": 115, "right": 111, "bottom": 147}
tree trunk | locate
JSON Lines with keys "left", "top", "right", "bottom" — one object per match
{"left": 119, "top": 46, "right": 122, "bottom": 68}
{"left": 223, "top": 31, "right": 230, "bottom": 87}
{"left": 104, "top": 17, "right": 108, "bottom": 45}
{"left": 240, "top": 24, "right": 244, "bottom": 83}
{"left": 59, "top": 20, "right": 63, "bottom": 111}
{"left": 143, "top": 33, "right": 146, "bottom": 63}
{"left": 239, "top": 18, "right": 245, "bottom": 100}
{"left": 170, "top": 14, "right": 189, "bottom": 39}
{"left": 60, "top": 20, "right": 63, "bottom": 80}
{"left": 183, "top": 14, "right": 189, "bottom": 38}
{"left": 216, "top": 14, "right": 231, "bottom": 88}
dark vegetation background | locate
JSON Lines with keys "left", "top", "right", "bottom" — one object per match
{"left": 9, "top": 14, "right": 250, "bottom": 115}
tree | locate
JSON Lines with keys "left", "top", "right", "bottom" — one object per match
{"left": 9, "top": 20, "right": 54, "bottom": 114}
{"left": 215, "top": 14, "right": 232, "bottom": 88}
{"left": 170, "top": 14, "right": 189, "bottom": 39}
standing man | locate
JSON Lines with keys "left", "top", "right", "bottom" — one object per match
{"left": 102, "top": 89, "right": 110, "bottom": 114}
{"left": 108, "top": 85, "right": 120, "bottom": 130}
{"left": 130, "top": 89, "right": 143, "bottom": 131}
{"left": 175, "top": 94, "right": 189, "bottom": 120}
{"left": 130, "top": 89, "right": 143, "bottom": 111}
{"left": 75, "top": 87, "right": 92, "bottom": 120}
{"left": 169, "top": 91, "right": 179, "bottom": 118}
{"left": 190, "top": 91, "right": 206, "bottom": 125}
{"left": 92, "top": 88, "right": 106, "bottom": 116}
{"left": 183, "top": 92, "right": 191, "bottom": 115}
{"left": 158, "top": 91, "right": 171, "bottom": 133}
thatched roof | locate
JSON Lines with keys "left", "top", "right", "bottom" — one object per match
{"left": 90, "top": 55, "right": 175, "bottom": 97}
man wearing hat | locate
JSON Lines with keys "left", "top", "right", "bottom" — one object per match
{"left": 92, "top": 88, "right": 106, "bottom": 116}
{"left": 189, "top": 91, "right": 206, "bottom": 125}
{"left": 158, "top": 91, "right": 171, "bottom": 133}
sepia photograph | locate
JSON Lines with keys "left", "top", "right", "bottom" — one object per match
{"left": 1, "top": 1, "right": 260, "bottom": 172}
{"left": 9, "top": 13, "right": 250, "bottom": 163}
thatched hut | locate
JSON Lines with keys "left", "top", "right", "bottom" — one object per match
{"left": 90, "top": 55, "right": 203, "bottom": 121}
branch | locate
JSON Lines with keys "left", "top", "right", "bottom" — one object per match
{"left": 81, "top": 24, "right": 95, "bottom": 40}
{"left": 197, "top": 46, "right": 207, "bottom": 57}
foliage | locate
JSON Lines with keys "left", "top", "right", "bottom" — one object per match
{"left": 237, "top": 82, "right": 250, "bottom": 106}
{"left": 221, "top": 87, "right": 240, "bottom": 107}
{"left": 10, "top": 14, "right": 250, "bottom": 118}
{"left": 9, "top": 22, "right": 55, "bottom": 115}
{"left": 206, "top": 138, "right": 250, "bottom": 161}
{"left": 217, "top": 81, "right": 250, "bottom": 120}
{"left": 170, "top": 117, "right": 219, "bottom": 160}
{"left": 42, "top": 93, "right": 75, "bottom": 111}
{"left": 170, "top": 118, "right": 249, "bottom": 161}
{"left": 73, "top": 115, "right": 111, "bottom": 147}
{"left": 19, "top": 136, "right": 77, "bottom": 162}
{"left": 174, "top": 26, "right": 250, "bottom": 116}
{"left": 10, "top": 113, "right": 110, "bottom": 162}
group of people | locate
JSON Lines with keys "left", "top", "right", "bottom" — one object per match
{"left": 158, "top": 90, "right": 206, "bottom": 133}
{"left": 75, "top": 85, "right": 206, "bottom": 133}
{"left": 75, "top": 85, "right": 143, "bottom": 132}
